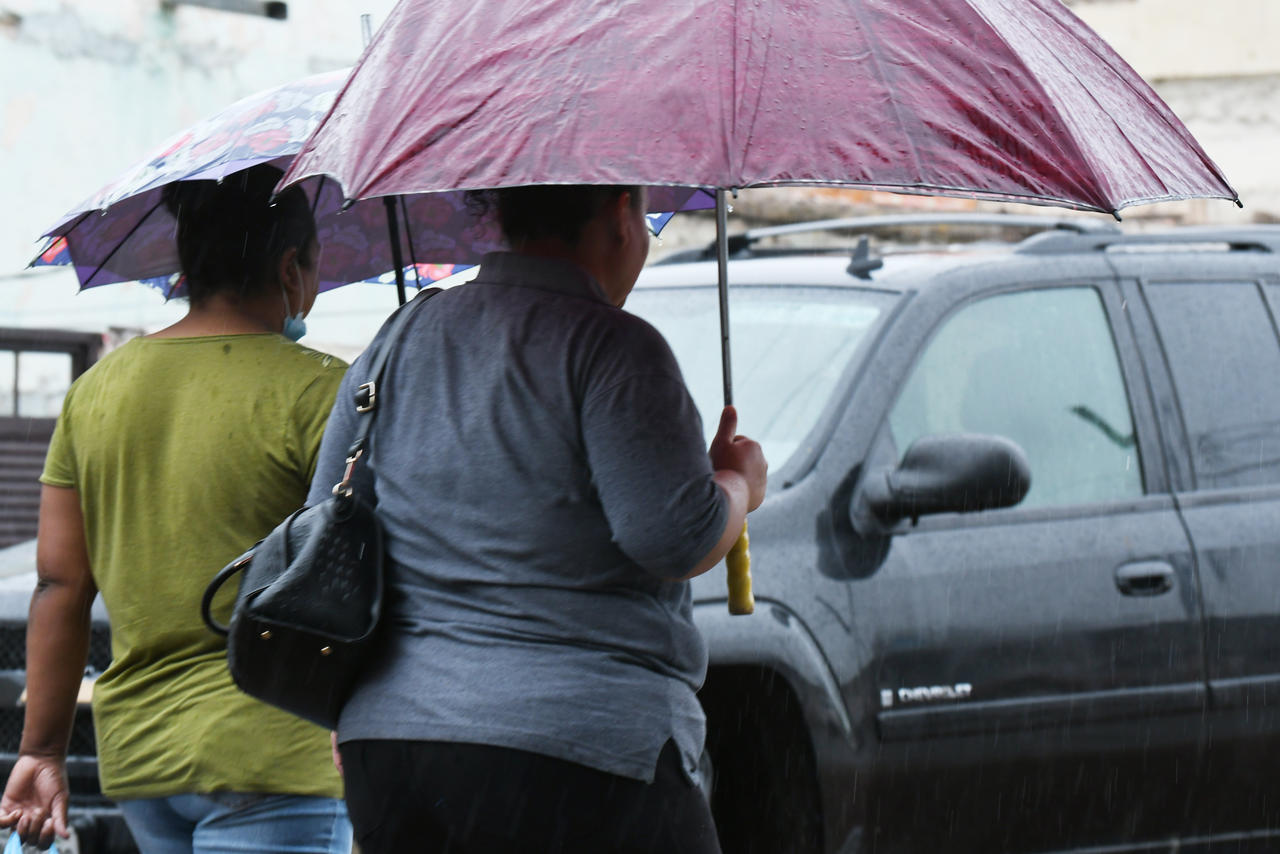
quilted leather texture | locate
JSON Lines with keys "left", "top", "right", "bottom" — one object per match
{"left": 240, "top": 495, "right": 383, "bottom": 642}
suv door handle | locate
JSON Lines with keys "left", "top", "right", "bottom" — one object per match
{"left": 1114, "top": 561, "right": 1175, "bottom": 596}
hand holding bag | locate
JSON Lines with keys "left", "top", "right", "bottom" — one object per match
{"left": 201, "top": 289, "right": 439, "bottom": 729}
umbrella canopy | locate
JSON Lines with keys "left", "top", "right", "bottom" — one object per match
{"left": 36, "top": 68, "right": 710, "bottom": 296}
{"left": 282, "top": 0, "right": 1237, "bottom": 215}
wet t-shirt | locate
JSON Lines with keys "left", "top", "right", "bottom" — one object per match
{"left": 42, "top": 334, "right": 346, "bottom": 799}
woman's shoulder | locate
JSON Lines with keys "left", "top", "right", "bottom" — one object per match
{"left": 231, "top": 337, "right": 349, "bottom": 384}
{"left": 564, "top": 307, "right": 684, "bottom": 399}
{"left": 589, "top": 305, "right": 677, "bottom": 362}
{"left": 100, "top": 335, "right": 348, "bottom": 397}
{"left": 60, "top": 337, "right": 143, "bottom": 397}
{"left": 280, "top": 341, "right": 349, "bottom": 373}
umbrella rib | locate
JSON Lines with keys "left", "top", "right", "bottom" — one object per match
{"left": 29, "top": 212, "right": 91, "bottom": 268}
{"left": 53, "top": 211, "right": 92, "bottom": 242}
{"left": 727, "top": 0, "right": 740, "bottom": 182}
{"left": 953, "top": 1, "right": 1112, "bottom": 211}
{"left": 730, "top": 2, "right": 776, "bottom": 183}
{"left": 363, "top": 95, "right": 495, "bottom": 201}
{"left": 164, "top": 274, "right": 186, "bottom": 302}
{"left": 1029, "top": 2, "right": 1235, "bottom": 204}
{"left": 83, "top": 199, "right": 166, "bottom": 289}
{"left": 1044, "top": 60, "right": 1167, "bottom": 212}
{"left": 310, "top": 175, "right": 327, "bottom": 216}
{"left": 965, "top": 0, "right": 1171, "bottom": 212}
{"left": 847, "top": 2, "right": 927, "bottom": 185}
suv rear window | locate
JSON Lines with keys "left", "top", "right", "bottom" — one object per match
{"left": 627, "top": 286, "right": 891, "bottom": 467}
{"left": 1146, "top": 281, "right": 1280, "bottom": 489}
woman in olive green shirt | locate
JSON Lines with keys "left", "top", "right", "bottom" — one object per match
{"left": 0, "top": 164, "right": 350, "bottom": 853}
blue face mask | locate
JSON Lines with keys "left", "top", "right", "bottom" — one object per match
{"left": 282, "top": 312, "right": 307, "bottom": 342}
{"left": 281, "top": 263, "right": 308, "bottom": 342}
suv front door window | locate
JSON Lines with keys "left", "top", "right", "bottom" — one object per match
{"left": 888, "top": 287, "right": 1142, "bottom": 507}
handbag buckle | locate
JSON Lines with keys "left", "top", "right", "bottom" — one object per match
{"left": 332, "top": 448, "right": 364, "bottom": 498}
{"left": 355, "top": 382, "right": 377, "bottom": 413}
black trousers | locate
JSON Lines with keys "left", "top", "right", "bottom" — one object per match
{"left": 341, "top": 739, "right": 722, "bottom": 854}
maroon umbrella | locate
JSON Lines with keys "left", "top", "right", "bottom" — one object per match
{"left": 284, "top": 0, "right": 1236, "bottom": 215}
{"left": 282, "top": 0, "right": 1239, "bottom": 616}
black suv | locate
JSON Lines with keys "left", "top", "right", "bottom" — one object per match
{"left": 624, "top": 215, "right": 1280, "bottom": 853}
{"left": 4, "top": 214, "right": 1280, "bottom": 854}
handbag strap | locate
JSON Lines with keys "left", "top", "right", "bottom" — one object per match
{"left": 332, "top": 287, "right": 442, "bottom": 497}
{"left": 201, "top": 547, "right": 253, "bottom": 636}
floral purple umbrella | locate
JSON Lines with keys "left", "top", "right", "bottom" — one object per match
{"left": 32, "top": 68, "right": 711, "bottom": 301}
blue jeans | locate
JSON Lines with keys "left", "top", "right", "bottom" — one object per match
{"left": 117, "top": 793, "right": 351, "bottom": 854}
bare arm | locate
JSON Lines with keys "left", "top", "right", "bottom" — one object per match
{"left": 23, "top": 486, "right": 95, "bottom": 756}
{"left": 0, "top": 485, "right": 96, "bottom": 846}
{"left": 683, "top": 407, "right": 767, "bottom": 580}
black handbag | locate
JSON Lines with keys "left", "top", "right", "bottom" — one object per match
{"left": 201, "top": 289, "right": 439, "bottom": 729}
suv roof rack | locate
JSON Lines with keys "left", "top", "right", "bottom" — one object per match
{"left": 655, "top": 212, "right": 1121, "bottom": 265}
{"left": 1017, "top": 225, "right": 1280, "bottom": 256}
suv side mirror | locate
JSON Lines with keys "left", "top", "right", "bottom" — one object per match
{"left": 860, "top": 433, "right": 1031, "bottom": 524}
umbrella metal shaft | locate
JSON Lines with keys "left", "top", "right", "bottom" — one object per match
{"left": 716, "top": 189, "right": 733, "bottom": 407}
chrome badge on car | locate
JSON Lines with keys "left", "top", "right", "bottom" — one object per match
{"left": 880, "top": 683, "right": 973, "bottom": 708}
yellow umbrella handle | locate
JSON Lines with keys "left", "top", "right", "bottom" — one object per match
{"left": 726, "top": 521, "right": 754, "bottom": 615}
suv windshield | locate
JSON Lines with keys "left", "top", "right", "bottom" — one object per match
{"left": 627, "top": 285, "right": 892, "bottom": 467}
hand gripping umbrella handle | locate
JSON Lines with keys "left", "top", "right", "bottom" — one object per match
{"left": 726, "top": 521, "right": 754, "bottom": 615}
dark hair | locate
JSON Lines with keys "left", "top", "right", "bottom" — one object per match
{"left": 162, "top": 163, "right": 317, "bottom": 306}
{"left": 466, "top": 185, "right": 641, "bottom": 247}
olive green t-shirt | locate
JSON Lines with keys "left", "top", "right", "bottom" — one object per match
{"left": 40, "top": 334, "right": 347, "bottom": 800}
